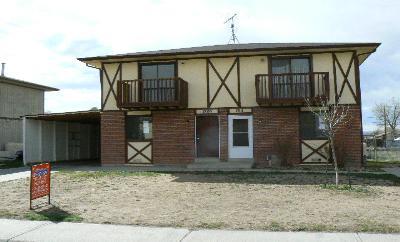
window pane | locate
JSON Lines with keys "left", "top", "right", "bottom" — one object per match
{"left": 233, "top": 133, "right": 249, "bottom": 146}
{"left": 271, "top": 59, "right": 290, "bottom": 74}
{"left": 291, "top": 58, "right": 310, "bottom": 73}
{"left": 300, "top": 112, "right": 316, "bottom": 139}
{"left": 233, "top": 119, "right": 248, "bottom": 132}
{"left": 300, "top": 112, "right": 326, "bottom": 139}
{"left": 158, "top": 64, "right": 175, "bottom": 78}
{"left": 126, "top": 116, "right": 152, "bottom": 140}
{"left": 141, "top": 65, "right": 157, "bottom": 79}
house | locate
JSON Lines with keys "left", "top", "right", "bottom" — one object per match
{"left": 0, "top": 64, "right": 58, "bottom": 158}
{"left": 23, "top": 43, "right": 380, "bottom": 167}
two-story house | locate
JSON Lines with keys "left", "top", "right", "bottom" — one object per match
{"left": 75, "top": 43, "right": 378, "bottom": 167}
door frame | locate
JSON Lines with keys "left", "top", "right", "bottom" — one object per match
{"left": 195, "top": 115, "right": 220, "bottom": 159}
{"left": 228, "top": 114, "right": 254, "bottom": 159}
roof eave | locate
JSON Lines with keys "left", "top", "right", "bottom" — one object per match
{"left": 77, "top": 43, "right": 381, "bottom": 63}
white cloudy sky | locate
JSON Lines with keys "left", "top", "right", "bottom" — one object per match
{"left": 0, "top": 0, "right": 399, "bottom": 131}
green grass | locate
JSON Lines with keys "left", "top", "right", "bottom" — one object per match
{"left": 319, "top": 184, "right": 371, "bottom": 193}
{"left": 24, "top": 210, "right": 83, "bottom": 222}
{"left": 60, "top": 170, "right": 161, "bottom": 179}
{"left": 357, "top": 220, "right": 400, "bottom": 233}
{"left": 197, "top": 221, "right": 226, "bottom": 229}
{"left": 0, "top": 159, "right": 24, "bottom": 169}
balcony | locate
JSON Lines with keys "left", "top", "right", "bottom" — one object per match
{"left": 255, "top": 72, "right": 329, "bottom": 106}
{"left": 117, "top": 78, "right": 188, "bottom": 109}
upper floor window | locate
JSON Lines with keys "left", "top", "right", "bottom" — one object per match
{"left": 270, "top": 56, "right": 311, "bottom": 99}
{"left": 271, "top": 57, "right": 310, "bottom": 74}
{"left": 139, "top": 62, "right": 177, "bottom": 102}
{"left": 140, "top": 62, "right": 176, "bottom": 79}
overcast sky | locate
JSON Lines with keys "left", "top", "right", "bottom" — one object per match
{"left": 0, "top": 0, "right": 398, "bottom": 131}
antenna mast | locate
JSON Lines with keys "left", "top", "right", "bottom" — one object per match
{"left": 224, "top": 13, "right": 239, "bottom": 44}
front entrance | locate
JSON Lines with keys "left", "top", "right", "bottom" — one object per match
{"left": 196, "top": 116, "right": 219, "bottom": 158}
{"left": 228, "top": 115, "right": 253, "bottom": 159}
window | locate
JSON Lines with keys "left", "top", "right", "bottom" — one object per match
{"left": 140, "top": 63, "right": 176, "bottom": 102}
{"left": 232, "top": 119, "right": 249, "bottom": 146}
{"left": 300, "top": 112, "right": 326, "bottom": 139}
{"left": 271, "top": 57, "right": 311, "bottom": 99}
{"left": 126, "top": 116, "right": 152, "bottom": 140}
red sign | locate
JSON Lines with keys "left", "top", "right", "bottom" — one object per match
{"left": 30, "top": 163, "right": 51, "bottom": 208}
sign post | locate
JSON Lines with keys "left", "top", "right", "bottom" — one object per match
{"left": 30, "top": 162, "right": 51, "bottom": 210}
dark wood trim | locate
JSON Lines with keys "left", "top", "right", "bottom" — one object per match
{"left": 301, "top": 140, "right": 329, "bottom": 162}
{"left": 236, "top": 57, "right": 241, "bottom": 107}
{"left": 127, "top": 142, "right": 152, "bottom": 163}
{"left": 102, "top": 63, "right": 121, "bottom": 110}
{"left": 207, "top": 57, "right": 240, "bottom": 107}
{"left": 99, "top": 68, "right": 104, "bottom": 110}
{"left": 206, "top": 58, "right": 210, "bottom": 107}
{"left": 332, "top": 53, "right": 338, "bottom": 103}
{"left": 333, "top": 52, "right": 358, "bottom": 104}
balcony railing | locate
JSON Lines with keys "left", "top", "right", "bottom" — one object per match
{"left": 117, "top": 78, "right": 188, "bottom": 109}
{"left": 255, "top": 72, "right": 329, "bottom": 105}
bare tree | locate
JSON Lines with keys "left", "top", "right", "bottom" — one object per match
{"left": 373, "top": 98, "right": 400, "bottom": 140}
{"left": 305, "top": 97, "right": 351, "bottom": 186}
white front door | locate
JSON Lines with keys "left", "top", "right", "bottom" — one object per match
{"left": 228, "top": 115, "right": 253, "bottom": 159}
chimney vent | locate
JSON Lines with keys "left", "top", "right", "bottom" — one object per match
{"left": 1, "top": 63, "right": 5, "bottom": 76}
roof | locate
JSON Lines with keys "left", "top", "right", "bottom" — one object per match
{"left": 78, "top": 42, "right": 380, "bottom": 62}
{"left": 24, "top": 110, "right": 100, "bottom": 123}
{"left": 0, "top": 76, "right": 58, "bottom": 91}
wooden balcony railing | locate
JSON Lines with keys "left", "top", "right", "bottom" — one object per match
{"left": 117, "top": 78, "right": 188, "bottom": 109}
{"left": 255, "top": 72, "right": 329, "bottom": 106}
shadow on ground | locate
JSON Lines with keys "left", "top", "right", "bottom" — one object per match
{"left": 27, "top": 205, "right": 83, "bottom": 223}
{"left": 169, "top": 171, "right": 400, "bottom": 186}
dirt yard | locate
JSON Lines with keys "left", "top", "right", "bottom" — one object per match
{"left": 0, "top": 171, "right": 399, "bottom": 232}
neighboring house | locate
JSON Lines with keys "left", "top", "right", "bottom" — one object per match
{"left": 0, "top": 68, "right": 58, "bottom": 158}
{"left": 24, "top": 43, "right": 380, "bottom": 167}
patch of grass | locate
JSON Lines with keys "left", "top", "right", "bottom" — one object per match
{"left": 268, "top": 221, "right": 285, "bottom": 231}
{"left": 0, "top": 159, "right": 24, "bottom": 169}
{"left": 24, "top": 209, "right": 83, "bottom": 223}
{"left": 320, "top": 184, "right": 371, "bottom": 193}
{"left": 357, "top": 220, "right": 400, "bottom": 233}
{"left": 197, "top": 221, "right": 225, "bottom": 229}
{"left": 0, "top": 210, "right": 18, "bottom": 218}
{"left": 61, "top": 171, "right": 161, "bottom": 179}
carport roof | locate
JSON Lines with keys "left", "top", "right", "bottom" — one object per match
{"left": 24, "top": 110, "right": 100, "bottom": 123}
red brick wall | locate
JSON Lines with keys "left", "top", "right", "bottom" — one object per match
{"left": 334, "top": 105, "right": 363, "bottom": 168}
{"left": 219, "top": 109, "right": 228, "bottom": 161}
{"left": 253, "top": 107, "right": 301, "bottom": 167}
{"left": 152, "top": 110, "right": 195, "bottom": 164}
{"left": 100, "top": 111, "right": 126, "bottom": 165}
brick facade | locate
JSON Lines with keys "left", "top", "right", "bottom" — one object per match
{"left": 334, "top": 105, "right": 363, "bottom": 168}
{"left": 100, "top": 111, "right": 126, "bottom": 165}
{"left": 152, "top": 110, "right": 195, "bottom": 164}
{"left": 219, "top": 109, "right": 228, "bottom": 161}
{"left": 253, "top": 107, "right": 301, "bottom": 167}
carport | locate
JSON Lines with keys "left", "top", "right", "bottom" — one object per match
{"left": 22, "top": 111, "right": 100, "bottom": 165}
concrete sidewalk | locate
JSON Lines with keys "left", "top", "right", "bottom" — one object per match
{"left": 1, "top": 219, "right": 399, "bottom": 242}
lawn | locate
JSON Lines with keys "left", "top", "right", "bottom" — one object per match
{"left": 0, "top": 171, "right": 399, "bottom": 233}
{"left": 0, "top": 159, "right": 24, "bottom": 169}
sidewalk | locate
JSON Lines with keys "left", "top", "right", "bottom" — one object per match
{"left": 1, "top": 219, "right": 399, "bottom": 242}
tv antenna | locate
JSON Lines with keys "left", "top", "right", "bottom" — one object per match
{"left": 224, "top": 13, "right": 239, "bottom": 44}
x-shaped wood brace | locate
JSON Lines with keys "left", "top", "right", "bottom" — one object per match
{"left": 334, "top": 53, "right": 357, "bottom": 103}
{"left": 128, "top": 142, "right": 152, "bottom": 162}
{"left": 301, "top": 140, "right": 329, "bottom": 162}
{"left": 207, "top": 57, "right": 240, "bottom": 107}
{"left": 102, "top": 63, "right": 121, "bottom": 110}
